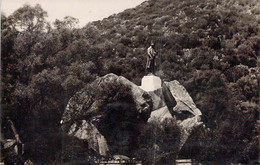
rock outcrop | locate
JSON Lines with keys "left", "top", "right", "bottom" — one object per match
{"left": 61, "top": 73, "right": 203, "bottom": 157}
{"left": 61, "top": 73, "right": 152, "bottom": 127}
{"left": 61, "top": 73, "right": 152, "bottom": 156}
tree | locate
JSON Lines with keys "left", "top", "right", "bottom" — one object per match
{"left": 1, "top": 14, "right": 19, "bottom": 117}
{"left": 9, "top": 4, "right": 49, "bottom": 33}
{"left": 54, "top": 16, "right": 79, "bottom": 30}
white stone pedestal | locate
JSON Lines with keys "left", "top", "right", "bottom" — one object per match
{"left": 140, "top": 75, "right": 162, "bottom": 92}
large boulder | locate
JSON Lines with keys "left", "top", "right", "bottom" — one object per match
{"left": 61, "top": 73, "right": 152, "bottom": 156}
{"left": 61, "top": 73, "right": 203, "bottom": 158}
{"left": 148, "top": 80, "right": 202, "bottom": 121}
{"left": 148, "top": 80, "right": 203, "bottom": 152}
{"left": 67, "top": 120, "right": 109, "bottom": 156}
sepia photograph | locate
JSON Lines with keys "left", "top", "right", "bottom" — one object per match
{"left": 1, "top": 0, "right": 259, "bottom": 164}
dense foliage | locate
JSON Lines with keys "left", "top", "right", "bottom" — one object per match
{"left": 1, "top": 0, "right": 259, "bottom": 163}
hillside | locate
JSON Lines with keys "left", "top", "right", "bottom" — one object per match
{"left": 89, "top": 0, "right": 259, "bottom": 80}
{"left": 1, "top": 0, "right": 259, "bottom": 164}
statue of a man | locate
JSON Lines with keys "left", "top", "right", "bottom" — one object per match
{"left": 146, "top": 42, "right": 156, "bottom": 74}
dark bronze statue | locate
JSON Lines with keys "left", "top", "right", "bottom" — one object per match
{"left": 146, "top": 42, "right": 156, "bottom": 74}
